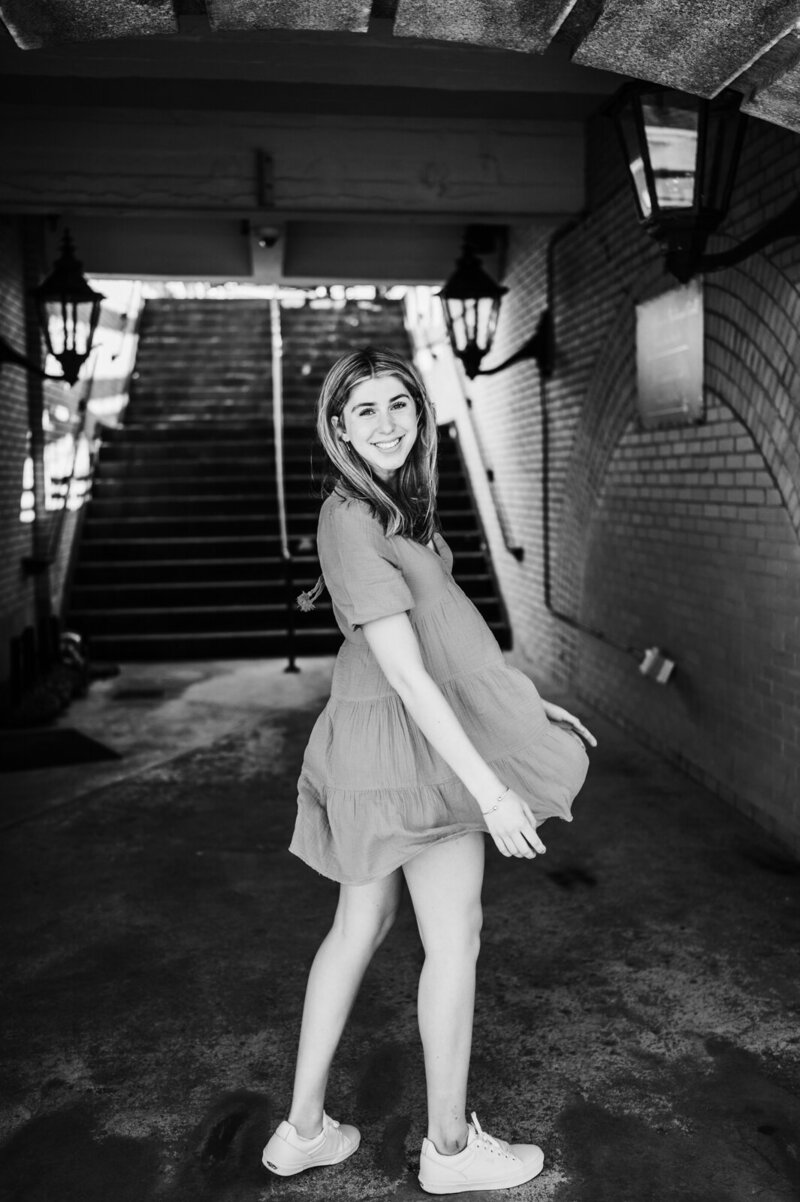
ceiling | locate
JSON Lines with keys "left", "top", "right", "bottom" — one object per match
{"left": 1, "top": 0, "right": 800, "bottom": 133}
{"left": 3, "top": 0, "right": 799, "bottom": 283}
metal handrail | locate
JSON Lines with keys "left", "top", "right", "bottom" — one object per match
{"left": 269, "top": 292, "right": 300, "bottom": 673}
{"left": 456, "top": 390, "right": 524, "bottom": 562}
{"left": 444, "top": 419, "right": 515, "bottom": 644}
{"left": 47, "top": 357, "right": 97, "bottom": 567}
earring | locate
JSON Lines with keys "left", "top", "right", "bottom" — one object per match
{"left": 341, "top": 435, "right": 350, "bottom": 443}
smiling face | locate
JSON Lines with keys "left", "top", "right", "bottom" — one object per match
{"left": 337, "top": 374, "right": 419, "bottom": 483}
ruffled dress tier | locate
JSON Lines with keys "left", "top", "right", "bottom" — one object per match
{"left": 289, "top": 492, "right": 589, "bottom": 885}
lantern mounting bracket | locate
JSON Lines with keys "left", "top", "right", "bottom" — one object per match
{"left": 475, "top": 308, "right": 554, "bottom": 379}
{"left": 665, "top": 193, "right": 800, "bottom": 284}
{"left": 0, "top": 333, "right": 62, "bottom": 380}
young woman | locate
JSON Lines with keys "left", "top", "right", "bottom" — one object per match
{"left": 262, "top": 346, "right": 594, "bottom": 1194}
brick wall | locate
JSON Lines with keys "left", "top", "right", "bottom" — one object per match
{"left": 466, "top": 112, "right": 800, "bottom": 853}
{"left": 581, "top": 401, "right": 799, "bottom": 837}
{"left": 0, "top": 217, "right": 35, "bottom": 706}
{"left": 0, "top": 217, "right": 78, "bottom": 708}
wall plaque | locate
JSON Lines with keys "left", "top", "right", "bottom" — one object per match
{"left": 636, "top": 280, "right": 704, "bottom": 428}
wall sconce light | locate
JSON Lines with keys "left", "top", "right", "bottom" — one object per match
{"left": 33, "top": 230, "right": 104, "bottom": 385}
{"left": 0, "top": 229, "right": 104, "bottom": 386}
{"left": 607, "top": 81, "right": 800, "bottom": 284}
{"left": 440, "top": 241, "right": 554, "bottom": 380}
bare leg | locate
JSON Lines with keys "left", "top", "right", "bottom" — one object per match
{"left": 402, "top": 833, "right": 484, "bottom": 1155}
{"left": 287, "top": 871, "right": 402, "bottom": 1137}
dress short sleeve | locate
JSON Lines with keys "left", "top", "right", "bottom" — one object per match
{"left": 318, "top": 496, "right": 415, "bottom": 630}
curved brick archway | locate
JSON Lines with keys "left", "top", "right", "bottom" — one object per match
{"left": 704, "top": 258, "right": 800, "bottom": 536}
{"left": 555, "top": 257, "right": 661, "bottom": 619}
{"left": 556, "top": 255, "right": 800, "bottom": 623}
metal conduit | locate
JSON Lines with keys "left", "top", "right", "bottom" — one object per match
{"left": 269, "top": 291, "right": 300, "bottom": 673}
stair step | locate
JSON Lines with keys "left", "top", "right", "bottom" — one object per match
{"left": 136, "top": 333, "right": 269, "bottom": 342}
{"left": 79, "top": 511, "right": 481, "bottom": 538}
{"left": 100, "top": 420, "right": 275, "bottom": 439}
{"left": 93, "top": 453, "right": 465, "bottom": 479}
{"left": 94, "top": 461, "right": 297, "bottom": 483}
{"left": 135, "top": 350, "right": 269, "bottom": 358}
{"left": 78, "top": 536, "right": 289, "bottom": 561}
{"left": 100, "top": 428, "right": 276, "bottom": 444}
{"left": 92, "top": 477, "right": 293, "bottom": 497}
{"left": 82, "top": 629, "right": 343, "bottom": 661}
{"left": 95, "top": 437, "right": 462, "bottom": 458}
{"left": 98, "top": 446, "right": 288, "bottom": 465}
{"left": 129, "top": 388, "right": 268, "bottom": 401}
{"left": 88, "top": 496, "right": 287, "bottom": 518}
{"left": 77, "top": 531, "right": 486, "bottom": 562}
{"left": 81, "top": 514, "right": 302, "bottom": 532}
{"left": 72, "top": 583, "right": 293, "bottom": 608}
{"left": 119, "top": 408, "right": 275, "bottom": 422}
{"left": 140, "top": 298, "right": 270, "bottom": 307}
{"left": 136, "top": 330, "right": 269, "bottom": 339}
{"left": 69, "top": 297, "right": 510, "bottom": 659}
{"left": 126, "top": 403, "right": 270, "bottom": 417}
{"left": 81, "top": 620, "right": 509, "bottom": 662}
{"left": 73, "top": 557, "right": 315, "bottom": 585}
{"left": 90, "top": 486, "right": 318, "bottom": 505}
{"left": 70, "top": 601, "right": 505, "bottom": 638}
{"left": 89, "top": 483, "right": 472, "bottom": 508}
{"left": 97, "top": 422, "right": 462, "bottom": 445}
{"left": 70, "top": 577, "right": 499, "bottom": 609}
{"left": 73, "top": 550, "right": 491, "bottom": 585}
{"left": 69, "top": 604, "right": 293, "bottom": 636}
{"left": 133, "top": 367, "right": 270, "bottom": 378}
{"left": 92, "top": 475, "right": 466, "bottom": 499}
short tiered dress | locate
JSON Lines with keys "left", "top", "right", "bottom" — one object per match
{"left": 289, "top": 491, "right": 589, "bottom": 885}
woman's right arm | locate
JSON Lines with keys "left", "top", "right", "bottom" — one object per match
{"left": 362, "top": 610, "right": 546, "bottom": 860}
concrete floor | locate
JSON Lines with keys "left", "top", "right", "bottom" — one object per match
{"left": 1, "top": 657, "right": 799, "bottom": 1202}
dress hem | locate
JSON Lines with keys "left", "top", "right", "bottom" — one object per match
{"left": 288, "top": 806, "right": 574, "bottom": 886}
{"left": 288, "top": 823, "right": 488, "bottom": 885}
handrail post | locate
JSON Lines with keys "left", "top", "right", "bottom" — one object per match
{"left": 48, "top": 360, "right": 95, "bottom": 568}
{"left": 270, "top": 291, "right": 300, "bottom": 673}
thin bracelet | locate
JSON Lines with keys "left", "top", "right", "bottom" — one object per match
{"left": 480, "top": 786, "right": 510, "bottom": 816}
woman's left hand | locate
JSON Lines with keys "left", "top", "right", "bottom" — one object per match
{"left": 542, "top": 700, "right": 597, "bottom": 748}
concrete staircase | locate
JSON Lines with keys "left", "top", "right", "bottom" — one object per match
{"left": 67, "top": 296, "right": 510, "bottom": 661}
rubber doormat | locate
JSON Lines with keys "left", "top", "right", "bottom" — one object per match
{"left": 0, "top": 728, "right": 121, "bottom": 772}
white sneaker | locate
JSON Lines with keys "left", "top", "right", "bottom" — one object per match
{"left": 418, "top": 1112, "right": 544, "bottom": 1194}
{"left": 261, "top": 1112, "right": 360, "bottom": 1176}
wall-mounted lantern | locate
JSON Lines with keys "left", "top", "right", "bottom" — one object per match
{"left": 0, "top": 229, "right": 104, "bottom": 386}
{"left": 32, "top": 230, "right": 104, "bottom": 386}
{"left": 440, "top": 241, "right": 553, "bottom": 380}
{"left": 607, "top": 81, "right": 800, "bottom": 283}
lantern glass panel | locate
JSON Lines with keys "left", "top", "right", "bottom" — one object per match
{"left": 475, "top": 295, "right": 499, "bottom": 358}
{"left": 443, "top": 298, "right": 467, "bottom": 357}
{"left": 42, "top": 296, "right": 90, "bottom": 358}
{"left": 640, "top": 91, "right": 699, "bottom": 214}
{"left": 442, "top": 295, "right": 499, "bottom": 359}
{"left": 701, "top": 94, "right": 744, "bottom": 219}
{"left": 460, "top": 298, "right": 476, "bottom": 350}
{"left": 38, "top": 300, "right": 55, "bottom": 358}
{"left": 616, "top": 102, "right": 652, "bottom": 219}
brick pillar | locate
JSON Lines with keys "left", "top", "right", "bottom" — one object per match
{"left": 21, "top": 216, "right": 56, "bottom": 665}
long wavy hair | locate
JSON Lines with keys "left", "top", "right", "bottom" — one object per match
{"left": 316, "top": 346, "right": 439, "bottom": 544}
